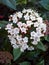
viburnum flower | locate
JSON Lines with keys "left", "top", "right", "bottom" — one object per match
{"left": 26, "top": 20, "right": 33, "bottom": 27}
{"left": 12, "top": 14, "right": 18, "bottom": 23}
{"left": 5, "top": 8, "right": 46, "bottom": 52}
{"left": 17, "top": 12, "right": 23, "bottom": 18}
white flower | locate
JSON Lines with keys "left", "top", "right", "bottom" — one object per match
{"left": 20, "top": 27, "right": 27, "bottom": 33}
{"left": 30, "top": 31, "right": 36, "bottom": 37}
{"left": 36, "top": 27, "right": 41, "bottom": 33}
{"left": 34, "top": 22, "right": 39, "bottom": 27}
{"left": 23, "top": 37, "right": 28, "bottom": 43}
{"left": 0, "top": 27, "right": 1, "bottom": 29}
{"left": 16, "top": 35, "right": 22, "bottom": 41}
{"left": 5, "top": 23, "right": 13, "bottom": 30}
{"left": 32, "top": 41, "right": 38, "bottom": 45}
{"left": 28, "top": 46, "right": 34, "bottom": 50}
{"left": 30, "top": 31, "right": 36, "bottom": 39}
{"left": 20, "top": 43, "right": 28, "bottom": 52}
{"left": 37, "top": 17, "right": 43, "bottom": 23}
{"left": 13, "top": 44, "right": 19, "bottom": 48}
{"left": 12, "top": 14, "right": 18, "bottom": 23}
{"left": 27, "top": 9, "right": 32, "bottom": 13}
{"left": 17, "top": 12, "right": 23, "bottom": 18}
{"left": 22, "top": 23, "right": 27, "bottom": 28}
{"left": 14, "top": 28, "right": 20, "bottom": 35}
{"left": 17, "top": 22, "right": 27, "bottom": 28}
{"left": 34, "top": 36, "right": 40, "bottom": 42}
{"left": 22, "top": 9, "right": 27, "bottom": 13}
{"left": 36, "top": 31, "right": 44, "bottom": 37}
{"left": 8, "top": 29, "right": 14, "bottom": 35}
{"left": 10, "top": 15, "right": 13, "bottom": 17}
{"left": 30, "top": 15, "right": 36, "bottom": 21}
{"left": 17, "top": 22, "right": 23, "bottom": 28}
{"left": 6, "top": 8, "right": 46, "bottom": 52}
{"left": 34, "top": 12, "right": 39, "bottom": 17}
{"left": 10, "top": 38, "right": 16, "bottom": 45}
{"left": 40, "top": 23, "right": 46, "bottom": 33}
{"left": 26, "top": 20, "right": 33, "bottom": 27}
{"left": 24, "top": 13, "right": 30, "bottom": 20}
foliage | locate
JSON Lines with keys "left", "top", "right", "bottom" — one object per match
{"left": 39, "top": 0, "right": 49, "bottom": 11}
{"left": 13, "top": 48, "right": 22, "bottom": 61}
{"left": 0, "top": 0, "right": 49, "bottom": 65}
{"left": 19, "top": 61, "right": 31, "bottom": 65}
{"left": 36, "top": 42, "right": 46, "bottom": 51}
{"left": 16, "top": 0, "right": 27, "bottom": 5}
{"left": 0, "top": 0, "right": 16, "bottom": 10}
{"left": 0, "top": 21, "right": 9, "bottom": 28}
{"left": 36, "top": 60, "right": 44, "bottom": 65}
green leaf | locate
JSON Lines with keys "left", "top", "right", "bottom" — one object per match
{"left": 26, "top": 50, "right": 40, "bottom": 60}
{"left": 0, "top": 0, "right": 16, "bottom": 10}
{"left": 44, "top": 35, "right": 49, "bottom": 42}
{"left": 16, "top": 0, "right": 27, "bottom": 5}
{"left": 19, "top": 61, "right": 31, "bottom": 65}
{"left": 13, "top": 48, "right": 22, "bottom": 61}
{"left": 39, "top": 0, "right": 49, "bottom": 10}
{"left": 0, "top": 21, "right": 9, "bottom": 28}
{"left": 37, "top": 60, "right": 44, "bottom": 65}
{"left": 29, "top": 0, "right": 37, "bottom": 3}
{"left": 36, "top": 42, "right": 46, "bottom": 51}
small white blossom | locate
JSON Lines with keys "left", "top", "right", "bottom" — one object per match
{"left": 17, "top": 12, "right": 23, "bottom": 18}
{"left": 32, "top": 41, "right": 38, "bottom": 45}
{"left": 13, "top": 44, "right": 19, "bottom": 48}
{"left": 34, "top": 12, "right": 39, "bottom": 17}
{"left": 34, "top": 22, "right": 39, "bottom": 27}
{"left": 0, "top": 27, "right": 1, "bottom": 29}
{"left": 34, "top": 36, "right": 40, "bottom": 42}
{"left": 24, "top": 13, "right": 30, "bottom": 20}
{"left": 5, "top": 23, "right": 13, "bottom": 30}
{"left": 26, "top": 20, "right": 33, "bottom": 27}
{"left": 10, "top": 38, "right": 16, "bottom": 45}
{"left": 8, "top": 29, "right": 14, "bottom": 35}
{"left": 40, "top": 23, "right": 46, "bottom": 33}
{"left": 30, "top": 15, "right": 36, "bottom": 21}
{"left": 26, "top": 9, "right": 32, "bottom": 13}
{"left": 22, "top": 23, "right": 27, "bottom": 28}
{"left": 37, "top": 17, "right": 43, "bottom": 23}
{"left": 14, "top": 28, "right": 20, "bottom": 35}
{"left": 28, "top": 46, "right": 34, "bottom": 50}
{"left": 30, "top": 31, "right": 36, "bottom": 37}
{"left": 16, "top": 35, "right": 22, "bottom": 41}
{"left": 23, "top": 37, "right": 28, "bottom": 43}
{"left": 20, "top": 27, "right": 27, "bottom": 33}
{"left": 12, "top": 14, "right": 18, "bottom": 23}
{"left": 17, "top": 22, "right": 23, "bottom": 28}
{"left": 22, "top": 9, "right": 27, "bottom": 13}
{"left": 20, "top": 43, "right": 28, "bottom": 52}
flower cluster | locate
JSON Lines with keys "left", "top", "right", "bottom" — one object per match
{"left": 5, "top": 9, "right": 46, "bottom": 52}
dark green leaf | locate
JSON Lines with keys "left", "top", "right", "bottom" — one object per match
{"left": 28, "top": 0, "right": 37, "bottom": 3}
{"left": 36, "top": 42, "right": 46, "bottom": 51}
{"left": 19, "top": 61, "right": 31, "bottom": 65}
{"left": 13, "top": 48, "right": 22, "bottom": 61}
{"left": 0, "top": 21, "right": 9, "bottom": 28}
{"left": 37, "top": 60, "right": 44, "bottom": 65}
{"left": 16, "top": 0, "right": 27, "bottom": 5}
{"left": 39, "top": 0, "right": 49, "bottom": 10}
{"left": 44, "top": 35, "right": 49, "bottom": 42}
{"left": 26, "top": 50, "right": 40, "bottom": 60}
{"left": 0, "top": 0, "right": 16, "bottom": 10}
